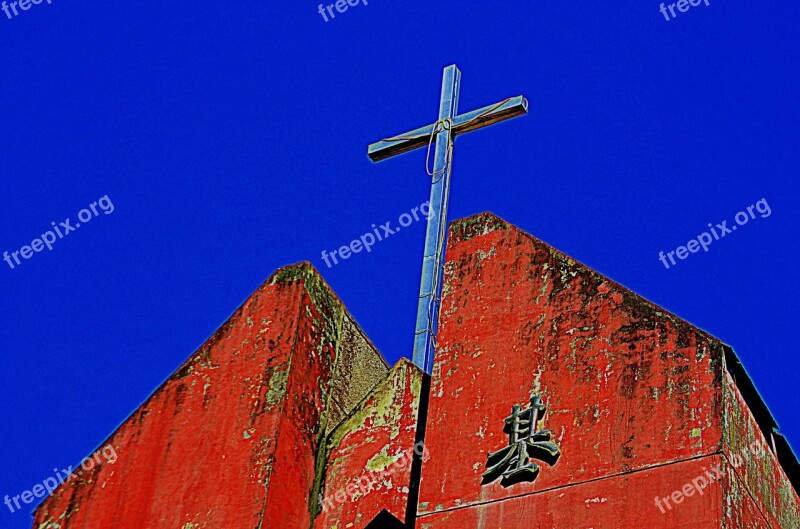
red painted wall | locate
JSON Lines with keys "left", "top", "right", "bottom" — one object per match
{"left": 33, "top": 263, "right": 385, "bottom": 529}
{"left": 418, "top": 456, "right": 723, "bottom": 528}
{"left": 722, "top": 370, "right": 800, "bottom": 527}
{"left": 30, "top": 213, "right": 799, "bottom": 529}
{"left": 417, "top": 212, "right": 725, "bottom": 527}
{"left": 314, "top": 359, "right": 425, "bottom": 529}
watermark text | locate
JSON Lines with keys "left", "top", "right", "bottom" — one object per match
{"left": 3, "top": 195, "right": 115, "bottom": 271}
{"left": 4, "top": 444, "right": 118, "bottom": 514}
{"left": 321, "top": 200, "right": 433, "bottom": 268}
{"left": 658, "top": 198, "right": 771, "bottom": 270}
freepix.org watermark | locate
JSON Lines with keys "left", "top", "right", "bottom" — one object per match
{"left": 317, "top": 0, "right": 368, "bottom": 23}
{"left": 1, "top": 0, "right": 52, "bottom": 21}
{"left": 320, "top": 200, "right": 433, "bottom": 268}
{"left": 658, "top": 198, "right": 771, "bottom": 270}
{"left": 318, "top": 441, "right": 429, "bottom": 513}
{"left": 654, "top": 440, "right": 767, "bottom": 514}
{"left": 3, "top": 195, "right": 115, "bottom": 271}
{"left": 4, "top": 444, "right": 118, "bottom": 514}
{"left": 659, "top": 0, "right": 710, "bottom": 22}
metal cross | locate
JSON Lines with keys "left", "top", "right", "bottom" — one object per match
{"left": 368, "top": 64, "right": 528, "bottom": 374}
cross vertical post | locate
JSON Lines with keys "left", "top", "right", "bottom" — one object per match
{"left": 413, "top": 64, "right": 461, "bottom": 373}
{"left": 368, "top": 64, "right": 528, "bottom": 374}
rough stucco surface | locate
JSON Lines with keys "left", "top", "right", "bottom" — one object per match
{"left": 418, "top": 456, "right": 723, "bottom": 528}
{"left": 412, "top": 212, "right": 799, "bottom": 528}
{"left": 28, "top": 212, "right": 800, "bottom": 529}
{"left": 326, "top": 315, "right": 391, "bottom": 436}
{"left": 325, "top": 211, "right": 797, "bottom": 529}
{"left": 418, "top": 212, "right": 725, "bottom": 524}
{"left": 313, "top": 358, "right": 424, "bottom": 529}
{"left": 32, "top": 262, "right": 387, "bottom": 529}
{"left": 722, "top": 370, "right": 800, "bottom": 528}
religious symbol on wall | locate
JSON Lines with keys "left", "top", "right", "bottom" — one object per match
{"left": 482, "top": 395, "right": 561, "bottom": 487}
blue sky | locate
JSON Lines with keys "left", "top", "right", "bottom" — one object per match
{"left": 1, "top": 1, "right": 798, "bottom": 526}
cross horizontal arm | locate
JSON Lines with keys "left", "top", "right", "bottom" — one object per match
{"left": 453, "top": 95, "right": 529, "bottom": 136}
{"left": 367, "top": 95, "right": 528, "bottom": 162}
{"left": 368, "top": 123, "right": 438, "bottom": 163}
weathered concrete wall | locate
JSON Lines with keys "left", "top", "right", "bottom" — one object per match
{"left": 724, "top": 462, "right": 772, "bottom": 529}
{"left": 417, "top": 212, "right": 727, "bottom": 527}
{"left": 418, "top": 456, "right": 723, "bottom": 528}
{"left": 722, "top": 369, "right": 800, "bottom": 528}
{"left": 326, "top": 315, "right": 392, "bottom": 436}
{"left": 30, "top": 211, "right": 800, "bottom": 529}
{"left": 313, "top": 358, "right": 425, "bottom": 529}
{"left": 32, "top": 262, "right": 388, "bottom": 529}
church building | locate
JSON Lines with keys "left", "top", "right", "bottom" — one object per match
{"left": 31, "top": 212, "right": 800, "bottom": 528}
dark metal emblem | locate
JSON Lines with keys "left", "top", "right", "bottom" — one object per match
{"left": 482, "top": 396, "right": 561, "bottom": 487}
